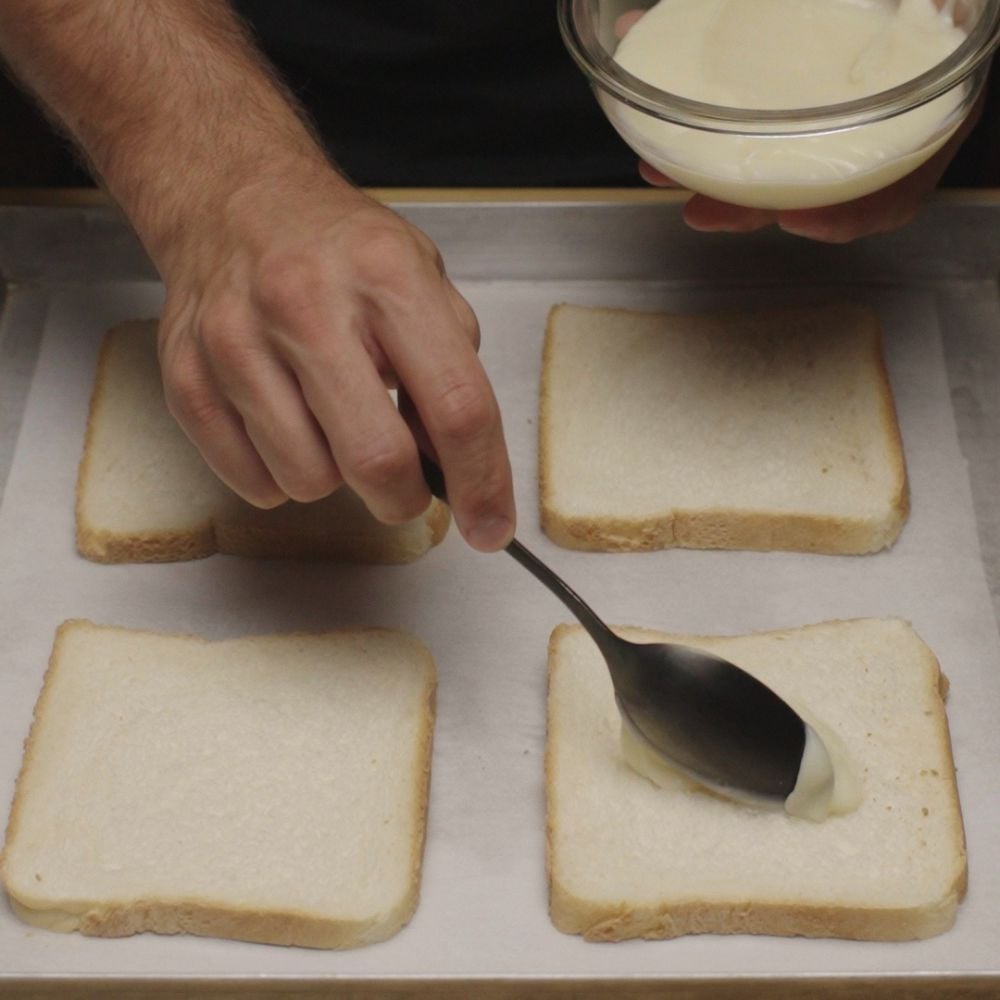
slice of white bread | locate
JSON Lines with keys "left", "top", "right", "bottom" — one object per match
{"left": 539, "top": 303, "right": 908, "bottom": 553}
{"left": 546, "top": 618, "right": 966, "bottom": 942}
{"left": 76, "top": 321, "right": 450, "bottom": 563}
{"left": 1, "top": 619, "right": 436, "bottom": 949}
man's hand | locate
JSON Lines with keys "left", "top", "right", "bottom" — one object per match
{"left": 158, "top": 167, "right": 513, "bottom": 549}
{"left": 0, "top": 0, "right": 515, "bottom": 551}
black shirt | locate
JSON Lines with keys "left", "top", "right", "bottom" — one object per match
{"left": 231, "top": 0, "right": 640, "bottom": 186}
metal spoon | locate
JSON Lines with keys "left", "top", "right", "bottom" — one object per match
{"left": 421, "top": 454, "right": 820, "bottom": 810}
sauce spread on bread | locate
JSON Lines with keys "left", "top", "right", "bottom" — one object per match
{"left": 785, "top": 719, "right": 862, "bottom": 821}
{"left": 621, "top": 709, "right": 862, "bottom": 821}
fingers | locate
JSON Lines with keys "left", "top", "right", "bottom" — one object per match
{"left": 683, "top": 195, "right": 778, "bottom": 233}
{"left": 323, "top": 222, "right": 510, "bottom": 548}
{"left": 777, "top": 108, "right": 979, "bottom": 242}
{"left": 673, "top": 153, "right": 940, "bottom": 242}
{"left": 199, "top": 335, "right": 344, "bottom": 503}
{"left": 776, "top": 197, "right": 914, "bottom": 244}
{"left": 641, "top": 163, "right": 783, "bottom": 234}
{"left": 403, "top": 349, "right": 514, "bottom": 552}
{"left": 160, "top": 337, "right": 288, "bottom": 509}
{"left": 289, "top": 323, "right": 432, "bottom": 526}
{"left": 358, "top": 243, "right": 514, "bottom": 551}
{"left": 638, "top": 160, "right": 678, "bottom": 187}
{"left": 615, "top": 9, "right": 645, "bottom": 39}
{"left": 444, "top": 278, "right": 481, "bottom": 350}
{"left": 161, "top": 205, "right": 514, "bottom": 552}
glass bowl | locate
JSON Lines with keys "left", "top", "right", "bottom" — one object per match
{"left": 559, "top": 0, "right": 1000, "bottom": 209}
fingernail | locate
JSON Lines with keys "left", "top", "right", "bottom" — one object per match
{"left": 465, "top": 514, "right": 514, "bottom": 552}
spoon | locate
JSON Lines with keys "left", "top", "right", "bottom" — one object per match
{"left": 421, "top": 454, "right": 833, "bottom": 813}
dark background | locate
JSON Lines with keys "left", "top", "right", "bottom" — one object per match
{"left": 2, "top": 1, "right": 999, "bottom": 190}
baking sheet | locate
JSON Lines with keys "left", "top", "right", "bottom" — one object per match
{"left": 1, "top": 245, "right": 999, "bottom": 988}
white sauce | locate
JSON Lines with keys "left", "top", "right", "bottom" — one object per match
{"left": 620, "top": 716, "right": 705, "bottom": 796}
{"left": 620, "top": 706, "right": 862, "bottom": 822}
{"left": 609, "top": 0, "right": 969, "bottom": 208}
{"left": 784, "top": 718, "right": 863, "bottom": 820}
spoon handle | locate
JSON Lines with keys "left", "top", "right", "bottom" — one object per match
{"left": 503, "top": 539, "right": 620, "bottom": 657}
{"left": 419, "top": 454, "right": 619, "bottom": 657}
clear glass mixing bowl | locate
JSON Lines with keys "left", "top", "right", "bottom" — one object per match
{"left": 559, "top": 0, "right": 1000, "bottom": 209}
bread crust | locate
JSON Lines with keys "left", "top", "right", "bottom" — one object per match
{"left": 548, "top": 888, "right": 967, "bottom": 942}
{"left": 1, "top": 620, "right": 437, "bottom": 950}
{"left": 7, "top": 893, "right": 416, "bottom": 950}
{"left": 539, "top": 302, "right": 909, "bottom": 555}
{"left": 539, "top": 504, "right": 909, "bottom": 554}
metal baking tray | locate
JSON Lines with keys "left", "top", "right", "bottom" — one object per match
{"left": 1, "top": 191, "right": 999, "bottom": 999}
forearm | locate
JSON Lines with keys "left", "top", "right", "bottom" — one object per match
{"left": 0, "top": 0, "right": 334, "bottom": 266}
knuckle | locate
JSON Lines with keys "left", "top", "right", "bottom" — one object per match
{"left": 198, "top": 307, "right": 259, "bottom": 375}
{"left": 344, "top": 434, "right": 414, "bottom": 493}
{"left": 253, "top": 256, "right": 325, "bottom": 324}
{"left": 280, "top": 463, "right": 341, "bottom": 505}
{"left": 450, "top": 288, "right": 480, "bottom": 347}
{"left": 348, "top": 226, "right": 425, "bottom": 290}
{"left": 163, "top": 363, "right": 223, "bottom": 433}
{"left": 432, "top": 377, "right": 494, "bottom": 445}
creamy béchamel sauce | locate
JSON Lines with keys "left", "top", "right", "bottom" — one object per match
{"left": 609, "top": 0, "right": 969, "bottom": 208}
{"left": 621, "top": 703, "right": 862, "bottom": 821}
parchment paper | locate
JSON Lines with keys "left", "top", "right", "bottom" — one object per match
{"left": 0, "top": 277, "right": 998, "bottom": 983}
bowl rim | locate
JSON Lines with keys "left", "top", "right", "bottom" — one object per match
{"left": 557, "top": 0, "right": 1000, "bottom": 135}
